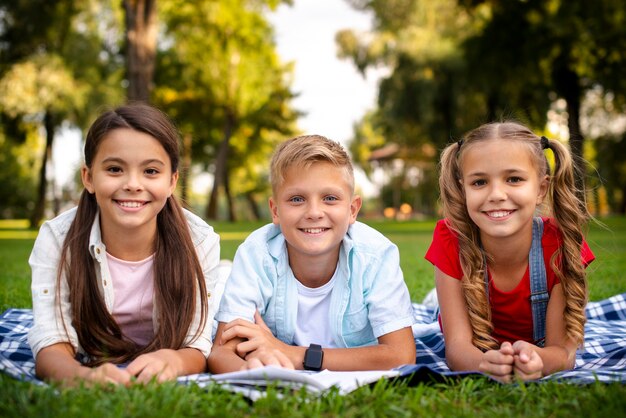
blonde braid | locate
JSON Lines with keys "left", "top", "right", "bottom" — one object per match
{"left": 545, "top": 139, "right": 588, "bottom": 346}
{"left": 439, "top": 143, "right": 499, "bottom": 351}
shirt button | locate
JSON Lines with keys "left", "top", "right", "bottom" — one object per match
{"left": 103, "top": 280, "right": 107, "bottom": 286}
{"left": 42, "top": 289, "right": 49, "bottom": 295}
{"left": 96, "top": 248, "right": 101, "bottom": 254}
{"left": 207, "top": 292, "right": 211, "bottom": 299}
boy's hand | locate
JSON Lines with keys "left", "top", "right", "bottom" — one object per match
{"left": 511, "top": 340, "right": 544, "bottom": 381}
{"left": 243, "top": 348, "right": 295, "bottom": 370}
{"left": 221, "top": 311, "right": 289, "bottom": 360}
{"left": 478, "top": 341, "right": 515, "bottom": 383}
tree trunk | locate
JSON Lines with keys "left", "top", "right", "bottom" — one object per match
{"left": 180, "top": 132, "right": 192, "bottom": 206}
{"left": 206, "top": 112, "right": 235, "bottom": 220}
{"left": 224, "top": 161, "right": 236, "bottom": 222}
{"left": 246, "top": 192, "right": 261, "bottom": 221}
{"left": 552, "top": 49, "right": 586, "bottom": 208}
{"left": 30, "top": 111, "right": 55, "bottom": 228}
{"left": 123, "top": 0, "right": 157, "bottom": 102}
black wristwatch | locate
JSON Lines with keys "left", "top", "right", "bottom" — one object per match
{"left": 303, "top": 343, "right": 324, "bottom": 371}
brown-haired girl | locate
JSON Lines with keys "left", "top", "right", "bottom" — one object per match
{"left": 425, "top": 121, "right": 594, "bottom": 382}
{"left": 28, "top": 104, "right": 220, "bottom": 385}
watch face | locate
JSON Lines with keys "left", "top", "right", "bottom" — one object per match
{"left": 304, "top": 345, "right": 324, "bottom": 370}
{"left": 306, "top": 349, "right": 323, "bottom": 367}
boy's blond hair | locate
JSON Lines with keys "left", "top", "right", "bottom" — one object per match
{"left": 270, "top": 134, "right": 355, "bottom": 194}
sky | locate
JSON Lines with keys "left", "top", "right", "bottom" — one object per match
{"left": 267, "top": 0, "right": 380, "bottom": 144}
{"left": 53, "top": 1, "right": 382, "bottom": 196}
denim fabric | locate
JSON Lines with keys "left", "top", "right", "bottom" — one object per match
{"left": 529, "top": 217, "right": 548, "bottom": 346}
{"left": 216, "top": 221, "right": 415, "bottom": 348}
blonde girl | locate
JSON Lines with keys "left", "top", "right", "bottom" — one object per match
{"left": 28, "top": 104, "right": 220, "bottom": 385}
{"left": 425, "top": 121, "right": 594, "bottom": 382}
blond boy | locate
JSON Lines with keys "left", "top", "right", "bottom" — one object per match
{"left": 208, "top": 135, "right": 415, "bottom": 372}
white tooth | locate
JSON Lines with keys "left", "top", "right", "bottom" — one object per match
{"left": 119, "top": 201, "right": 142, "bottom": 208}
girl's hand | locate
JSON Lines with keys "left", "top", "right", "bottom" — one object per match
{"left": 125, "top": 349, "right": 183, "bottom": 383}
{"left": 80, "top": 362, "right": 133, "bottom": 386}
{"left": 478, "top": 341, "right": 515, "bottom": 383}
{"left": 511, "top": 340, "right": 544, "bottom": 381}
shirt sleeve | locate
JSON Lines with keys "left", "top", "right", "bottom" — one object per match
{"left": 184, "top": 219, "right": 221, "bottom": 358}
{"left": 581, "top": 239, "right": 595, "bottom": 267}
{"left": 214, "top": 238, "right": 267, "bottom": 325}
{"left": 424, "top": 219, "right": 463, "bottom": 280}
{"left": 363, "top": 242, "right": 415, "bottom": 339}
{"left": 27, "top": 221, "right": 79, "bottom": 358}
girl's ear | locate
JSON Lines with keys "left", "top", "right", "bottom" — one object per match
{"left": 536, "top": 175, "right": 550, "bottom": 204}
{"left": 169, "top": 171, "right": 179, "bottom": 196}
{"left": 81, "top": 166, "right": 94, "bottom": 194}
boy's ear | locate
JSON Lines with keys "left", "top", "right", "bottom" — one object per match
{"left": 269, "top": 197, "right": 280, "bottom": 225}
{"left": 349, "top": 195, "right": 362, "bottom": 223}
{"left": 536, "top": 175, "right": 550, "bottom": 205}
{"left": 81, "top": 166, "right": 94, "bottom": 194}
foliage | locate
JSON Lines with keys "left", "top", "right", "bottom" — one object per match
{"left": 155, "top": 0, "right": 300, "bottom": 220}
{"left": 339, "top": 0, "right": 626, "bottom": 212}
{"left": 0, "top": 0, "right": 125, "bottom": 225}
{"left": 0, "top": 132, "right": 38, "bottom": 219}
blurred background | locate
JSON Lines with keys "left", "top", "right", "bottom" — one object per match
{"left": 1, "top": 0, "right": 625, "bottom": 227}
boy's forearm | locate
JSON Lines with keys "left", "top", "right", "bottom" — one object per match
{"left": 206, "top": 345, "right": 246, "bottom": 374}
{"left": 294, "top": 328, "right": 416, "bottom": 371}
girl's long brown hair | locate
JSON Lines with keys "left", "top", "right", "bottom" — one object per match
{"left": 57, "top": 104, "right": 207, "bottom": 365}
{"left": 438, "top": 121, "right": 588, "bottom": 351}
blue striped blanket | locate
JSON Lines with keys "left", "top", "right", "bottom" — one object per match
{"left": 1, "top": 293, "right": 625, "bottom": 387}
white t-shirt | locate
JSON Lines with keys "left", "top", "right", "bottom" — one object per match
{"left": 293, "top": 270, "right": 338, "bottom": 348}
{"left": 107, "top": 252, "right": 155, "bottom": 347}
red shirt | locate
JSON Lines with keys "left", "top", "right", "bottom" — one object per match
{"left": 425, "top": 218, "right": 595, "bottom": 344}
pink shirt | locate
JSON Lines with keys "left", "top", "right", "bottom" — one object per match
{"left": 107, "top": 252, "right": 155, "bottom": 347}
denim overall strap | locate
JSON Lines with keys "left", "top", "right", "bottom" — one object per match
{"left": 483, "top": 217, "right": 548, "bottom": 346}
{"left": 529, "top": 217, "right": 548, "bottom": 347}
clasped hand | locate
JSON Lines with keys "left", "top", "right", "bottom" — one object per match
{"left": 83, "top": 349, "right": 184, "bottom": 385}
{"left": 479, "top": 341, "right": 543, "bottom": 383}
{"left": 220, "top": 311, "right": 295, "bottom": 370}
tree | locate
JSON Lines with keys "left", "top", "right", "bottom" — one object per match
{"left": 156, "top": 0, "right": 298, "bottom": 221}
{"left": 122, "top": 0, "right": 158, "bottom": 102}
{"left": 340, "top": 0, "right": 626, "bottom": 211}
{"left": 460, "top": 0, "right": 626, "bottom": 204}
{"left": 0, "top": 0, "right": 124, "bottom": 225}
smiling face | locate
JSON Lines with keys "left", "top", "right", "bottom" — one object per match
{"left": 81, "top": 128, "right": 178, "bottom": 244}
{"left": 460, "top": 139, "right": 548, "bottom": 245}
{"left": 269, "top": 161, "right": 362, "bottom": 269}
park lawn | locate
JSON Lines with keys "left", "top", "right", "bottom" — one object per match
{"left": 1, "top": 217, "right": 625, "bottom": 417}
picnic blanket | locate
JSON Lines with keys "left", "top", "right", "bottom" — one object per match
{"left": 1, "top": 293, "right": 625, "bottom": 388}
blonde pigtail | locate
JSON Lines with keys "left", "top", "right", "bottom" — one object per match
{"left": 439, "top": 144, "right": 499, "bottom": 351}
{"left": 546, "top": 139, "right": 588, "bottom": 346}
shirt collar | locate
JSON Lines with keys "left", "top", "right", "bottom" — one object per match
{"left": 88, "top": 210, "right": 106, "bottom": 259}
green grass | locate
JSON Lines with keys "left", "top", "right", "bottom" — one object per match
{"left": 1, "top": 216, "right": 625, "bottom": 417}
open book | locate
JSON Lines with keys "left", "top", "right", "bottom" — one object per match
{"left": 207, "top": 365, "right": 477, "bottom": 400}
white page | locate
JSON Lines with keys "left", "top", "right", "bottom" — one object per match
{"left": 209, "top": 366, "right": 400, "bottom": 394}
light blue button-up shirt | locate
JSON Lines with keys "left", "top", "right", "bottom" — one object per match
{"left": 216, "top": 221, "right": 415, "bottom": 348}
